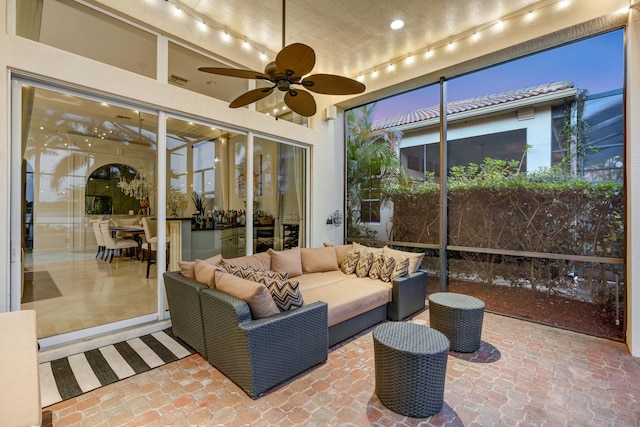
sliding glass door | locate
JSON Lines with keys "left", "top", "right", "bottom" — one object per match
{"left": 14, "top": 80, "right": 159, "bottom": 340}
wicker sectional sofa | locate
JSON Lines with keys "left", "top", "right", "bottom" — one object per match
{"left": 163, "top": 243, "right": 427, "bottom": 398}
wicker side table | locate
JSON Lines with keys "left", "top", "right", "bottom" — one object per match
{"left": 429, "top": 292, "right": 485, "bottom": 353}
{"left": 373, "top": 322, "right": 450, "bottom": 417}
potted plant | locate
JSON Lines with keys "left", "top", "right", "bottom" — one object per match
{"left": 167, "top": 187, "right": 188, "bottom": 217}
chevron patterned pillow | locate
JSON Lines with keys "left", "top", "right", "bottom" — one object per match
{"left": 355, "top": 250, "right": 375, "bottom": 278}
{"left": 380, "top": 256, "right": 396, "bottom": 282}
{"left": 368, "top": 253, "right": 385, "bottom": 280}
{"left": 340, "top": 249, "right": 360, "bottom": 275}
{"left": 390, "top": 256, "right": 410, "bottom": 280}
{"left": 263, "top": 278, "right": 304, "bottom": 311}
{"left": 222, "top": 263, "right": 288, "bottom": 282}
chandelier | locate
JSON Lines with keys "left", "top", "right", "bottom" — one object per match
{"left": 117, "top": 168, "right": 153, "bottom": 200}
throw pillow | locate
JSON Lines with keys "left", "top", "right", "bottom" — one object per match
{"left": 265, "top": 279, "right": 305, "bottom": 312}
{"left": 222, "top": 252, "right": 272, "bottom": 270}
{"left": 390, "top": 256, "right": 410, "bottom": 280}
{"left": 194, "top": 259, "right": 223, "bottom": 288}
{"left": 355, "top": 250, "right": 375, "bottom": 278}
{"left": 214, "top": 270, "right": 280, "bottom": 319}
{"left": 301, "top": 247, "right": 339, "bottom": 273}
{"left": 382, "top": 246, "right": 424, "bottom": 274}
{"left": 340, "top": 249, "right": 360, "bottom": 275}
{"left": 179, "top": 254, "right": 222, "bottom": 280}
{"left": 323, "top": 243, "right": 354, "bottom": 267}
{"left": 353, "top": 242, "right": 383, "bottom": 254}
{"left": 268, "top": 247, "right": 303, "bottom": 277}
{"left": 380, "top": 256, "right": 396, "bottom": 282}
{"left": 221, "top": 263, "right": 288, "bottom": 282}
{"left": 368, "top": 253, "right": 385, "bottom": 280}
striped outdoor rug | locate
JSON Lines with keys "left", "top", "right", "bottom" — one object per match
{"left": 40, "top": 329, "right": 195, "bottom": 407}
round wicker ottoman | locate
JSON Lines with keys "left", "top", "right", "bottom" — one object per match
{"left": 373, "top": 322, "right": 450, "bottom": 417}
{"left": 429, "top": 292, "right": 485, "bottom": 353}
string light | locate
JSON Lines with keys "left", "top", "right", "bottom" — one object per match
{"left": 355, "top": 0, "right": 574, "bottom": 82}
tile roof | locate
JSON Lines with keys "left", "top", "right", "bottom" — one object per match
{"left": 370, "top": 80, "right": 575, "bottom": 131}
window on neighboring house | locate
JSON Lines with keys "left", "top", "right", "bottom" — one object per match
{"left": 360, "top": 176, "right": 381, "bottom": 223}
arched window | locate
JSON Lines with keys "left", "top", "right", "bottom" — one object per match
{"left": 85, "top": 164, "right": 140, "bottom": 214}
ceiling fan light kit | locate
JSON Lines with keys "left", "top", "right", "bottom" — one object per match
{"left": 198, "top": 1, "right": 365, "bottom": 117}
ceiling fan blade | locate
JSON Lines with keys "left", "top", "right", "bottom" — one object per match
{"left": 276, "top": 43, "right": 316, "bottom": 77}
{"left": 198, "top": 67, "right": 269, "bottom": 80}
{"left": 284, "top": 89, "right": 317, "bottom": 117}
{"left": 229, "top": 87, "right": 274, "bottom": 108}
{"left": 301, "top": 74, "right": 366, "bottom": 95}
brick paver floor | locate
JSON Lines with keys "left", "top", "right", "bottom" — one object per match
{"left": 42, "top": 309, "right": 640, "bottom": 426}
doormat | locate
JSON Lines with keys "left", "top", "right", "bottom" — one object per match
{"left": 22, "top": 271, "right": 62, "bottom": 303}
{"left": 39, "top": 329, "right": 195, "bottom": 407}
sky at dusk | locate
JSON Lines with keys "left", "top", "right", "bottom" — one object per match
{"left": 372, "top": 29, "right": 624, "bottom": 121}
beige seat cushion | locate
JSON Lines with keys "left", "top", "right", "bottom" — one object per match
{"left": 301, "top": 247, "right": 339, "bottom": 273}
{"left": 301, "top": 281, "right": 389, "bottom": 327}
{"left": 0, "top": 310, "right": 41, "bottom": 427}
{"left": 214, "top": 270, "right": 280, "bottom": 319}
{"left": 268, "top": 247, "right": 303, "bottom": 277}
{"left": 295, "top": 270, "right": 354, "bottom": 291}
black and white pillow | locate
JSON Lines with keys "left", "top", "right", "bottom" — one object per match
{"left": 390, "top": 256, "right": 410, "bottom": 280}
{"left": 368, "top": 253, "right": 385, "bottom": 280}
{"left": 265, "top": 278, "right": 304, "bottom": 312}
{"left": 222, "top": 263, "right": 288, "bottom": 282}
{"left": 355, "top": 250, "right": 375, "bottom": 278}
{"left": 340, "top": 249, "right": 360, "bottom": 275}
{"left": 380, "top": 256, "right": 396, "bottom": 282}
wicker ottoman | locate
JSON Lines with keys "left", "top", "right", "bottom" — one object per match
{"left": 429, "top": 292, "right": 485, "bottom": 353}
{"left": 373, "top": 322, "right": 450, "bottom": 417}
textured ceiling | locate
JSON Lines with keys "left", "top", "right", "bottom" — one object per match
{"left": 180, "top": 0, "right": 545, "bottom": 78}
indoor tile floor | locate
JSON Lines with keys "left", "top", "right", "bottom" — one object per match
{"left": 42, "top": 309, "right": 640, "bottom": 427}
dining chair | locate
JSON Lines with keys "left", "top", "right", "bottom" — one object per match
{"left": 141, "top": 217, "right": 170, "bottom": 277}
{"left": 90, "top": 220, "right": 106, "bottom": 259}
{"left": 99, "top": 221, "right": 139, "bottom": 263}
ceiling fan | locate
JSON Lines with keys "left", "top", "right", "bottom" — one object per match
{"left": 198, "top": 1, "right": 365, "bottom": 117}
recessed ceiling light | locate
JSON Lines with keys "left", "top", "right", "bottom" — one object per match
{"left": 390, "top": 20, "right": 404, "bottom": 30}
{"left": 206, "top": 80, "right": 216, "bottom": 85}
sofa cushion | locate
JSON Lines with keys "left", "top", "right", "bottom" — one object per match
{"left": 390, "top": 256, "right": 410, "bottom": 280}
{"left": 301, "top": 247, "right": 339, "bottom": 273}
{"left": 221, "top": 263, "right": 288, "bottom": 282}
{"left": 382, "top": 246, "right": 424, "bottom": 274}
{"left": 194, "top": 259, "right": 223, "bottom": 288}
{"left": 295, "top": 270, "right": 354, "bottom": 291}
{"left": 368, "top": 253, "right": 385, "bottom": 280}
{"left": 353, "top": 242, "right": 383, "bottom": 254}
{"left": 355, "top": 250, "right": 375, "bottom": 278}
{"left": 214, "top": 270, "right": 280, "bottom": 319}
{"left": 179, "top": 254, "right": 222, "bottom": 280}
{"left": 268, "top": 247, "right": 303, "bottom": 277}
{"left": 223, "top": 251, "right": 272, "bottom": 270}
{"left": 340, "top": 249, "right": 360, "bottom": 275}
{"left": 263, "top": 278, "right": 305, "bottom": 312}
{"left": 380, "top": 256, "right": 396, "bottom": 282}
{"left": 301, "top": 281, "right": 389, "bottom": 327}
{"left": 323, "top": 243, "right": 353, "bottom": 267}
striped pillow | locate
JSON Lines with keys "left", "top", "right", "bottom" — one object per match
{"left": 390, "top": 256, "right": 410, "bottom": 280}
{"left": 380, "top": 256, "right": 396, "bottom": 282}
{"left": 368, "top": 253, "right": 385, "bottom": 280}
{"left": 262, "top": 277, "right": 304, "bottom": 312}
{"left": 340, "top": 249, "right": 360, "bottom": 275}
{"left": 222, "top": 264, "right": 288, "bottom": 282}
{"left": 355, "top": 250, "right": 375, "bottom": 278}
